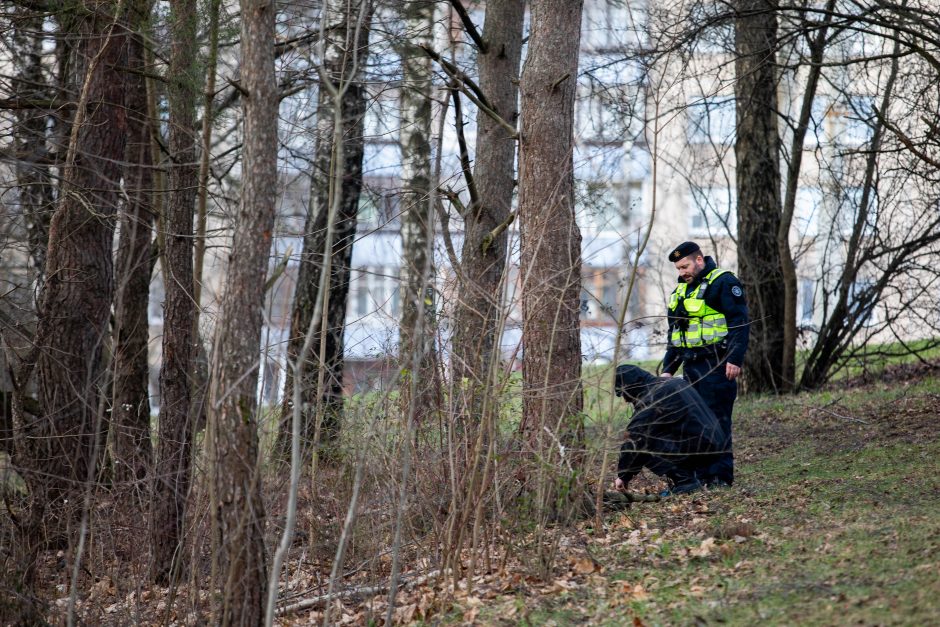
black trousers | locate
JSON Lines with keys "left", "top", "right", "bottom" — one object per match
{"left": 683, "top": 355, "right": 736, "bottom": 484}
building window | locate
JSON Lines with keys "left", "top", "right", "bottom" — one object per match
{"left": 390, "top": 285, "right": 400, "bottom": 317}
{"left": 687, "top": 96, "right": 736, "bottom": 145}
{"left": 689, "top": 186, "right": 737, "bottom": 238}
{"left": 578, "top": 180, "right": 626, "bottom": 231}
{"left": 800, "top": 278, "right": 815, "bottom": 323}
{"left": 576, "top": 89, "right": 614, "bottom": 142}
{"left": 849, "top": 278, "right": 879, "bottom": 327}
{"left": 837, "top": 95, "right": 875, "bottom": 146}
{"left": 794, "top": 186, "right": 822, "bottom": 237}
{"left": 580, "top": 288, "right": 592, "bottom": 319}
{"left": 838, "top": 185, "right": 877, "bottom": 236}
{"left": 351, "top": 266, "right": 401, "bottom": 318}
{"left": 581, "top": 268, "right": 622, "bottom": 322}
{"left": 804, "top": 97, "right": 829, "bottom": 148}
{"left": 582, "top": 1, "right": 646, "bottom": 51}
{"left": 355, "top": 267, "right": 369, "bottom": 317}
{"left": 601, "top": 281, "right": 619, "bottom": 318}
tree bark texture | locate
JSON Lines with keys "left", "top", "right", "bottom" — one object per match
{"left": 517, "top": 0, "right": 585, "bottom": 512}
{"left": 281, "top": 0, "right": 372, "bottom": 453}
{"left": 398, "top": 0, "right": 438, "bottom": 420}
{"left": 111, "top": 0, "right": 155, "bottom": 489}
{"left": 734, "top": 0, "right": 786, "bottom": 393}
{"left": 26, "top": 1, "right": 128, "bottom": 548}
{"left": 207, "top": 0, "right": 276, "bottom": 620}
{"left": 150, "top": 0, "right": 200, "bottom": 583}
{"left": 451, "top": 0, "right": 525, "bottom": 423}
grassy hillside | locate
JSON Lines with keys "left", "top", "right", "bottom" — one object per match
{"left": 438, "top": 365, "right": 940, "bottom": 626}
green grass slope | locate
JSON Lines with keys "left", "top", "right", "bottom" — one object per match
{"left": 456, "top": 366, "right": 940, "bottom": 626}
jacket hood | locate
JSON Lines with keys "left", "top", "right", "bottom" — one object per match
{"left": 614, "top": 365, "right": 658, "bottom": 402}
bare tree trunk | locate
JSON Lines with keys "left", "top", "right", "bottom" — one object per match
{"left": 2, "top": 6, "right": 53, "bottom": 460}
{"left": 207, "top": 0, "right": 276, "bottom": 620}
{"left": 191, "top": 0, "right": 221, "bottom": 439}
{"left": 778, "top": 0, "right": 835, "bottom": 390}
{"left": 150, "top": 0, "right": 200, "bottom": 583}
{"left": 398, "top": 0, "right": 437, "bottom": 421}
{"left": 281, "top": 0, "right": 372, "bottom": 455}
{"left": 2, "top": 6, "right": 56, "bottom": 615}
{"left": 451, "top": 0, "right": 524, "bottom": 422}
{"left": 111, "top": 0, "right": 155, "bottom": 490}
{"left": 517, "top": 0, "right": 585, "bottom": 519}
{"left": 734, "top": 0, "right": 786, "bottom": 393}
{"left": 26, "top": 0, "right": 128, "bottom": 552}
{"left": 193, "top": 0, "right": 221, "bottom": 319}
{"left": 10, "top": 6, "right": 54, "bottom": 280}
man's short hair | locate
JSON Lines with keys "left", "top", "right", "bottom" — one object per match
{"left": 668, "top": 241, "right": 702, "bottom": 263}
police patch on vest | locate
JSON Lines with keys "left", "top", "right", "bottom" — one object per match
{"left": 732, "top": 285, "right": 743, "bottom": 297}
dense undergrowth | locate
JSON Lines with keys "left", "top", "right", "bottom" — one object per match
{"left": 8, "top": 361, "right": 939, "bottom": 625}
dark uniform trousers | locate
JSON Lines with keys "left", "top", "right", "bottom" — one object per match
{"left": 683, "top": 354, "right": 736, "bottom": 485}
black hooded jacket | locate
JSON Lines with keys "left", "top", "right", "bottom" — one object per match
{"left": 614, "top": 365, "right": 727, "bottom": 457}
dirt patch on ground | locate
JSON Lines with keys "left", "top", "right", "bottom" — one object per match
{"left": 834, "top": 358, "right": 940, "bottom": 389}
{"left": 737, "top": 384, "right": 940, "bottom": 458}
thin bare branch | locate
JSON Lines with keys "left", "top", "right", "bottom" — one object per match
{"left": 449, "top": 0, "right": 487, "bottom": 53}
{"left": 419, "top": 44, "right": 519, "bottom": 139}
{"left": 451, "top": 86, "right": 479, "bottom": 210}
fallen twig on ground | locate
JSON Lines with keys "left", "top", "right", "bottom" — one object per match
{"left": 275, "top": 570, "right": 441, "bottom": 617}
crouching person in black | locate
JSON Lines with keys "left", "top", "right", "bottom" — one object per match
{"left": 613, "top": 365, "right": 727, "bottom": 496}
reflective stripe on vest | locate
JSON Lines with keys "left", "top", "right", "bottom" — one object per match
{"left": 668, "top": 268, "right": 730, "bottom": 348}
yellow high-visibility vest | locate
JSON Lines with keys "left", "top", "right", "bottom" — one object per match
{"left": 668, "top": 268, "right": 730, "bottom": 348}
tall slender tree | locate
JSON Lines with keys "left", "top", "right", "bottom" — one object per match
{"left": 734, "top": 0, "right": 786, "bottom": 392}
{"left": 450, "top": 0, "right": 525, "bottom": 422}
{"left": 10, "top": 5, "right": 53, "bottom": 280}
{"left": 777, "top": 0, "right": 836, "bottom": 389}
{"left": 111, "top": 0, "right": 155, "bottom": 490}
{"left": 207, "top": 0, "right": 277, "bottom": 619}
{"left": 440, "top": 0, "right": 526, "bottom": 577}
{"left": 25, "top": 0, "right": 129, "bottom": 550}
{"left": 517, "top": 0, "right": 585, "bottom": 518}
{"left": 2, "top": 5, "right": 53, "bottom": 462}
{"left": 281, "top": 0, "right": 372, "bottom": 454}
{"left": 799, "top": 45, "right": 902, "bottom": 389}
{"left": 150, "top": 0, "right": 200, "bottom": 583}
{"left": 398, "top": 0, "right": 437, "bottom": 420}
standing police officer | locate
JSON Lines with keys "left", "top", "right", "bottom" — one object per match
{"left": 660, "top": 241, "right": 749, "bottom": 486}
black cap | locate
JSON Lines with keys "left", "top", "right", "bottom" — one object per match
{"left": 668, "top": 241, "right": 701, "bottom": 262}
